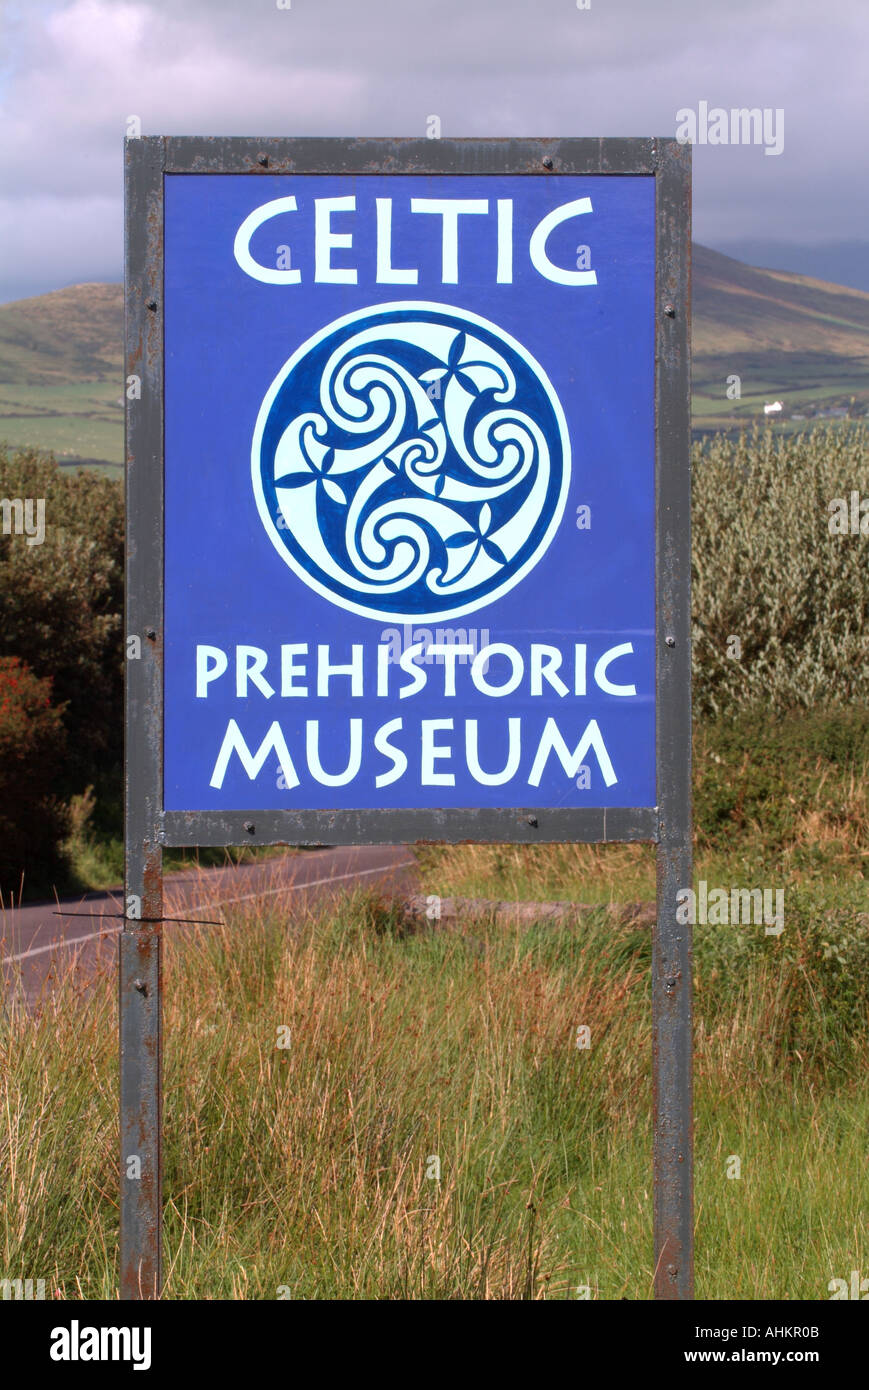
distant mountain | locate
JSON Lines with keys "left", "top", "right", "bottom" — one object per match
{"left": 1, "top": 247, "right": 867, "bottom": 468}
{"left": 709, "top": 240, "right": 869, "bottom": 296}
{"left": 693, "top": 244, "right": 869, "bottom": 358}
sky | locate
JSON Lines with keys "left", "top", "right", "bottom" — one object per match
{"left": 0, "top": 0, "right": 867, "bottom": 303}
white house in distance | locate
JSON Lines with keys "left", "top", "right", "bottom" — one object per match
{"left": 763, "top": 400, "right": 784, "bottom": 414}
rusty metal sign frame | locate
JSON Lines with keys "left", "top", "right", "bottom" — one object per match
{"left": 123, "top": 135, "right": 692, "bottom": 1300}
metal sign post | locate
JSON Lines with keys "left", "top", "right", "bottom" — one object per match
{"left": 653, "top": 143, "right": 693, "bottom": 1295}
{"left": 123, "top": 134, "right": 164, "bottom": 1300}
{"left": 123, "top": 136, "right": 692, "bottom": 1300}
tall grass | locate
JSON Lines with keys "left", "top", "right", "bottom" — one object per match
{"left": 2, "top": 884, "right": 866, "bottom": 1299}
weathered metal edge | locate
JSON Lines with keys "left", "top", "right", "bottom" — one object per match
{"left": 156, "top": 135, "right": 660, "bottom": 175}
{"left": 160, "top": 805, "right": 659, "bottom": 848}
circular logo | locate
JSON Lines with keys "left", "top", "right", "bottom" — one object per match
{"left": 252, "top": 302, "right": 570, "bottom": 622}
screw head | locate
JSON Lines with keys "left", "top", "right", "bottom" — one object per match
{"left": 257, "top": 152, "right": 269, "bottom": 167}
{"left": 526, "top": 814, "right": 538, "bottom": 827}
{"left": 665, "top": 635, "right": 676, "bottom": 648}
{"left": 146, "top": 299, "right": 157, "bottom": 311}
{"left": 664, "top": 302, "right": 676, "bottom": 318}
{"left": 244, "top": 821, "right": 255, "bottom": 834}
{"left": 146, "top": 627, "right": 156, "bottom": 641}
{"left": 542, "top": 156, "right": 553, "bottom": 169}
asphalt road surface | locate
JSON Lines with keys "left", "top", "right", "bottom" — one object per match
{"left": 1, "top": 845, "right": 419, "bottom": 1006}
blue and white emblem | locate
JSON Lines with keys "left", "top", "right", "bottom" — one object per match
{"left": 252, "top": 302, "right": 570, "bottom": 622}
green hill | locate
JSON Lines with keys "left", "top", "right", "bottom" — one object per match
{"left": 1, "top": 247, "right": 867, "bottom": 469}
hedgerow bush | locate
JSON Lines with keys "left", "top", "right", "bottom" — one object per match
{"left": 0, "top": 656, "right": 69, "bottom": 894}
{"left": 692, "top": 423, "right": 869, "bottom": 717}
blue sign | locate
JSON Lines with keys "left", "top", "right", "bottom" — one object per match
{"left": 163, "top": 174, "right": 655, "bottom": 811}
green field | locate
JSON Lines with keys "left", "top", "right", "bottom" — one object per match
{"left": 0, "top": 381, "right": 124, "bottom": 468}
{"left": 692, "top": 356, "right": 868, "bottom": 434}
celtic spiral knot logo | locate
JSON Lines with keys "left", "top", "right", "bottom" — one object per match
{"left": 252, "top": 303, "right": 570, "bottom": 621}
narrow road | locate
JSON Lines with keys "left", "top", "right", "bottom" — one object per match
{"left": 1, "top": 845, "right": 418, "bottom": 1005}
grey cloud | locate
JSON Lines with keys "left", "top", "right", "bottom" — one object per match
{"left": 0, "top": 0, "right": 865, "bottom": 299}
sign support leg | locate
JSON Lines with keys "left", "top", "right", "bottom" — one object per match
{"left": 653, "top": 839, "right": 693, "bottom": 1298}
{"left": 119, "top": 844, "right": 163, "bottom": 1300}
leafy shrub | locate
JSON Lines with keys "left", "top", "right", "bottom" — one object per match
{"left": 0, "top": 445, "right": 123, "bottom": 821}
{"left": 694, "top": 890, "right": 869, "bottom": 1074}
{"left": 695, "top": 703, "right": 869, "bottom": 862}
{"left": 0, "top": 656, "right": 69, "bottom": 894}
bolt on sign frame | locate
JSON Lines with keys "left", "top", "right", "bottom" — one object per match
{"left": 124, "top": 135, "right": 692, "bottom": 1301}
